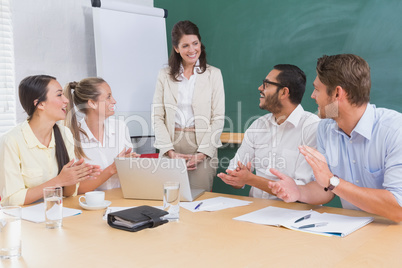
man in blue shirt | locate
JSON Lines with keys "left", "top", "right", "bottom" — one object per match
{"left": 268, "top": 54, "right": 402, "bottom": 222}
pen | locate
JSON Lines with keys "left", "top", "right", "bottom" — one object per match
{"left": 294, "top": 214, "right": 311, "bottom": 223}
{"left": 194, "top": 202, "right": 203, "bottom": 210}
{"left": 298, "top": 222, "right": 328, "bottom": 229}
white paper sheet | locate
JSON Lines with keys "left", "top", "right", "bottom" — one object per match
{"left": 180, "top": 197, "right": 252, "bottom": 212}
{"left": 234, "top": 206, "right": 374, "bottom": 237}
{"left": 234, "top": 206, "right": 315, "bottom": 226}
{"left": 21, "top": 203, "right": 82, "bottom": 223}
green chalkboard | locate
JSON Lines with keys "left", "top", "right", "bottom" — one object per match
{"left": 155, "top": 0, "right": 402, "bottom": 132}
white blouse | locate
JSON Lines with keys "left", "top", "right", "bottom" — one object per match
{"left": 79, "top": 117, "right": 132, "bottom": 190}
{"left": 174, "top": 61, "right": 201, "bottom": 128}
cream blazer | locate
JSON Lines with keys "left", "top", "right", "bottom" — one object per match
{"left": 152, "top": 65, "right": 225, "bottom": 157}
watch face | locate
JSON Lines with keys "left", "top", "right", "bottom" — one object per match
{"left": 330, "top": 176, "right": 340, "bottom": 187}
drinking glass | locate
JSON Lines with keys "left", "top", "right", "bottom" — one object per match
{"left": 163, "top": 181, "right": 180, "bottom": 222}
{"left": 43, "top": 186, "right": 63, "bottom": 229}
{"left": 0, "top": 206, "right": 21, "bottom": 259}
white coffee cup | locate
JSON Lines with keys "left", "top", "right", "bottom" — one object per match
{"left": 79, "top": 191, "right": 105, "bottom": 207}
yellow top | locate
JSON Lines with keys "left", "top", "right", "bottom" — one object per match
{"left": 0, "top": 121, "right": 75, "bottom": 205}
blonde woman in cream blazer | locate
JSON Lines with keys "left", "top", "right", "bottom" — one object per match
{"left": 152, "top": 20, "right": 225, "bottom": 191}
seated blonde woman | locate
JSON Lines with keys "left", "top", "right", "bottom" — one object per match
{"left": 64, "top": 77, "right": 139, "bottom": 194}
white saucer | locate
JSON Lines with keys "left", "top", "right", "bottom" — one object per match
{"left": 79, "top": 200, "right": 112, "bottom": 210}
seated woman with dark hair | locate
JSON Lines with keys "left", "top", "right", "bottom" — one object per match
{"left": 0, "top": 75, "right": 101, "bottom": 206}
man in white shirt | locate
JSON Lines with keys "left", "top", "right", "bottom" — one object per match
{"left": 218, "top": 64, "right": 320, "bottom": 199}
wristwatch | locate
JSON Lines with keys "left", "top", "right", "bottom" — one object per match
{"left": 324, "top": 175, "right": 340, "bottom": 191}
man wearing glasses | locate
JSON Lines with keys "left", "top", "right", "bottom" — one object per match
{"left": 267, "top": 55, "right": 402, "bottom": 221}
{"left": 218, "top": 64, "right": 320, "bottom": 199}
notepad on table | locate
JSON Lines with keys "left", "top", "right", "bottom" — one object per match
{"left": 233, "top": 206, "right": 374, "bottom": 237}
{"left": 180, "top": 197, "right": 252, "bottom": 212}
{"left": 21, "top": 203, "right": 82, "bottom": 223}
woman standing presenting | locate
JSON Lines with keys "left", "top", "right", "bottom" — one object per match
{"left": 153, "top": 20, "right": 225, "bottom": 191}
{"left": 0, "top": 75, "right": 100, "bottom": 206}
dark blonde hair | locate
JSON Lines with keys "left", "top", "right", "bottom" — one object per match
{"left": 64, "top": 77, "right": 106, "bottom": 159}
{"left": 316, "top": 54, "right": 371, "bottom": 106}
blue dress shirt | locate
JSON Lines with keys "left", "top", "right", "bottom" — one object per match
{"left": 317, "top": 104, "right": 402, "bottom": 210}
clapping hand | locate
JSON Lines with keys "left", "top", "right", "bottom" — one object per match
{"left": 107, "top": 148, "right": 141, "bottom": 175}
{"left": 298, "top": 145, "right": 333, "bottom": 188}
{"left": 267, "top": 168, "right": 301, "bottom": 202}
{"left": 57, "top": 158, "right": 102, "bottom": 186}
{"left": 118, "top": 147, "right": 141, "bottom": 158}
{"left": 217, "top": 161, "right": 252, "bottom": 188}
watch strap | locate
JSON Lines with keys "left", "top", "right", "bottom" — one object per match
{"left": 324, "top": 175, "right": 339, "bottom": 192}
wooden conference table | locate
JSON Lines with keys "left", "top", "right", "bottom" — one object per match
{"left": 4, "top": 189, "right": 402, "bottom": 268}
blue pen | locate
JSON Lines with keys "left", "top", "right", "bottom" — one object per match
{"left": 294, "top": 214, "right": 311, "bottom": 223}
{"left": 194, "top": 202, "right": 203, "bottom": 210}
{"left": 298, "top": 222, "right": 328, "bottom": 229}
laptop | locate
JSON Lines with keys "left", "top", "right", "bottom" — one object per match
{"left": 115, "top": 157, "right": 205, "bottom": 201}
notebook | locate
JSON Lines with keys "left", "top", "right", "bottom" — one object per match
{"left": 20, "top": 203, "right": 81, "bottom": 223}
{"left": 234, "top": 206, "right": 374, "bottom": 237}
{"left": 115, "top": 158, "right": 205, "bottom": 201}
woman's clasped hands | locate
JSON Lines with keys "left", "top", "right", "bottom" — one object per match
{"left": 167, "top": 150, "right": 207, "bottom": 170}
{"left": 56, "top": 158, "right": 102, "bottom": 186}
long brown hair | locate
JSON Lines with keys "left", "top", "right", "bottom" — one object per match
{"left": 168, "top": 20, "right": 207, "bottom": 81}
{"left": 19, "top": 75, "right": 70, "bottom": 174}
{"left": 64, "top": 77, "right": 105, "bottom": 159}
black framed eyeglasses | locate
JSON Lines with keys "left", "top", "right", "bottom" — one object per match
{"left": 263, "top": 79, "right": 286, "bottom": 89}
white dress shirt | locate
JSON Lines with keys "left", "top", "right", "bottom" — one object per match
{"left": 174, "top": 61, "right": 201, "bottom": 128}
{"left": 228, "top": 105, "right": 320, "bottom": 199}
{"left": 79, "top": 117, "right": 132, "bottom": 190}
